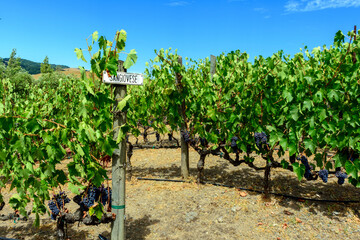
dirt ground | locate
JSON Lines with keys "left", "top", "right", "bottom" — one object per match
{"left": 1, "top": 134, "right": 360, "bottom": 240}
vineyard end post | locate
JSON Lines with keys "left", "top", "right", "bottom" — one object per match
{"left": 210, "top": 55, "right": 216, "bottom": 80}
{"left": 111, "top": 61, "right": 127, "bottom": 240}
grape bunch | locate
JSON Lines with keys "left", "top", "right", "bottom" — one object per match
{"left": 318, "top": 169, "right": 329, "bottom": 183}
{"left": 168, "top": 133, "right": 173, "bottom": 141}
{"left": 48, "top": 191, "right": 70, "bottom": 220}
{"left": 335, "top": 171, "right": 348, "bottom": 185}
{"left": 254, "top": 132, "right": 268, "bottom": 151}
{"left": 156, "top": 132, "right": 160, "bottom": 141}
{"left": 48, "top": 201, "right": 59, "bottom": 220}
{"left": 230, "top": 136, "right": 238, "bottom": 153}
{"left": 99, "top": 185, "right": 112, "bottom": 206}
{"left": 181, "top": 130, "right": 190, "bottom": 143}
{"left": 79, "top": 186, "right": 99, "bottom": 211}
{"left": 299, "top": 156, "right": 313, "bottom": 180}
{"left": 74, "top": 185, "right": 112, "bottom": 211}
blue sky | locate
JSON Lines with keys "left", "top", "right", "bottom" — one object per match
{"left": 0, "top": 0, "right": 359, "bottom": 73}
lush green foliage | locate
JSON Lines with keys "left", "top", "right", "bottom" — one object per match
{"left": 0, "top": 30, "right": 137, "bottom": 226}
{"left": 5, "top": 49, "right": 22, "bottom": 78}
{"left": 10, "top": 71, "right": 34, "bottom": 95}
{"left": 35, "top": 72, "right": 70, "bottom": 90}
{"left": 128, "top": 29, "right": 360, "bottom": 187}
{"left": 40, "top": 56, "right": 53, "bottom": 74}
{"left": 0, "top": 50, "right": 34, "bottom": 95}
{"left": 1, "top": 27, "right": 359, "bottom": 229}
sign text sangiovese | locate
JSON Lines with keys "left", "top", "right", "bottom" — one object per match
{"left": 103, "top": 71, "right": 143, "bottom": 85}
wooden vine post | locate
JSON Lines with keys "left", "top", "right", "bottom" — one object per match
{"left": 103, "top": 60, "right": 144, "bottom": 240}
{"left": 175, "top": 56, "right": 190, "bottom": 178}
{"left": 210, "top": 55, "right": 216, "bottom": 79}
{"left": 353, "top": 25, "right": 357, "bottom": 64}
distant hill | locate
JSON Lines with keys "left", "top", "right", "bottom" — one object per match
{"left": 32, "top": 68, "right": 90, "bottom": 80}
{"left": 1, "top": 58, "right": 69, "bottom": 74}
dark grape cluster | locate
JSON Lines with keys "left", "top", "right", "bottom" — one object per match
{"left": 318, "top": 169, "right": 329, "bottom": 183}
{"left": 80, "top": 196, "right": 95, "bottom": 211}
{"left": 230, "top": 136, "right": 238, "bottom": 153}
{"left": 299, "top": 156, "right": 313, "bottom": 180}
{"left": 48, "top": 191, "right": 70, "bottom": 220}
{"left": 48, "top": 201, "right": 59, "bottom": 220}
{"left": 156, "top": 132, "right": 160, "bottom": 141}
{"left": 335, "top": 171, "right": 348, "bottom": 185}
{"left": 99, "top": 185, "right": 112, "bottom": 207}
{"left": 254, "top": 132, "right": 268, "bottom": 150}
{"left": 74, "top": 185, "right": 112, "bottom": 212}
{"left": 168, "top": 133, "right": 173, "bottom": 141}
{"left": 79, "top": 186, "right": 99, "bottom": 211}
{"left": 0, "top": 201, "right": 4, "bottom": 211}
{"left": 181, "top": 130, "right": 190, "bottom": 143}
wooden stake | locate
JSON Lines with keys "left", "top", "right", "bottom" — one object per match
{"left": 210, "top": 55, "right": 216, "bottom": 80}
{"left": 353, "top": 25, "right": 357, "bottom": 64}
{"left": 111, "top": 61, "right": 127, "bottom": 240}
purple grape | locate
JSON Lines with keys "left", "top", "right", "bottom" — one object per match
{"left": 75, "top": 185, "right": 112, "bottom": 211}
{"left": 318, "top": 169, "right": 329, "bottom": 183}
{"left": 48, "top": 191, "right": 70, "bottom": 220}
{"left": 298, "top": 156, "right": 314, "bottom": 180}
{"left": 181, "top": 130, "right": 190, "bottom": 143}
{"left": 231, "top": 136, "right": 238, "bottom": 153}
{"left": 254, "top": 132, "right": 268, "bottom": 150}
{"left": 335, "top": 171, "right": 348, "bottom": 185}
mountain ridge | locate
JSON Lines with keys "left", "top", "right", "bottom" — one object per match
{"left": 1, "top": 58, "right": 69, "bottom": 75}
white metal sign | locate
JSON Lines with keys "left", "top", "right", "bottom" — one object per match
{"left": 102, "top": 71, "right": 143, "bottom": 85}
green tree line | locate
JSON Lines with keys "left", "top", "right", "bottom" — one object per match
{"left": 1, "top": 50, "right": 69, "bottom": 75}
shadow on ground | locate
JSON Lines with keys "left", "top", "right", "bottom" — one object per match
{"left": 131, "top": 156, "right": 360, "bottom": 219}
{"left": 0, "top": 214, "right": 159, "bottom": 240}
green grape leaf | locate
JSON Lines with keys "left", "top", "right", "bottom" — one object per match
{"left": 124, "top": 49, "right": 138, "bottom": 69}
{"left": 292, "top": 162, "right": 305, "bottom": 181}
{"left": 105, "top": 57, "right": 118, "bottom": 76}
{"left": 345, "top": 161, "right": 358, "bottom": 179}
{"left": 68, "top": 182, "right": 82, "bottom": 195}
{"left": 334, "top": 30, "right": 345, "bottom": 46}
{"left": 117, "top": 95, "right": 132, "bottom": 112}
{"left": 304, "top": 139, "right": 316, "bottom": 154}
{"left": 92, "top": 31, "right": 99, "bottom": 43}
{"left": 74, "top": 48, "right": 87, "bottom": 62}
{"left": 117, "top": 125, "right": 131, "bottom": 144}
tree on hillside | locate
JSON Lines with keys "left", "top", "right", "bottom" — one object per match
{"left": 40, "top": 56, "right": 53, "bottom": 73}
{"left": 5, "top": 49, "right": 21, "bottom": 78}
{"left": 0, "top": 58, "right": 5, "bottom": 79}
